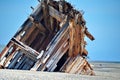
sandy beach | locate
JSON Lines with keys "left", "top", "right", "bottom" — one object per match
{"left": 0, "top": 61, "right": 120, "bottom": 80}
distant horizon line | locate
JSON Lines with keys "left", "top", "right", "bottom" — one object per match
{"left": 89, "top": 60, "right": 120, "bottom": 63}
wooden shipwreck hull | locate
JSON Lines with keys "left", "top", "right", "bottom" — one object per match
{"left": 0, "top": 0, "right": 95, "bottom": 75}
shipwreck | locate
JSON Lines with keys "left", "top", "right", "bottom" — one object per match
{"left": 0, "top": 0, "right": 95, "bottom": 75}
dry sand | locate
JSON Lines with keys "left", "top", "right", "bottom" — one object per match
{"left": 0, "top": 61, "right": 120, "bottom": 80}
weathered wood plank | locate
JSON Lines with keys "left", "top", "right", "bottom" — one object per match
{"left": 20, "top": 25, "right": 36, "bottom": 43}
{"left": 42, "top": 1, "right": 51, "bottom": 32}
{"left": 49, "top": 6, "right": 65, "bottom": 22}
{"left": 46, "top": 36, "right": 69, "bottom": 71}
{"left": 65, "top": 56, "right": 80, "bottom": 73}
{"left": 25, "top": 27, "right": 40, "bottom": 46}
{"left": 8, "top": 51, "right": 23, "bottom": 69}
{"left": 3, "top": 46, "right": 19, "bottom": 67}
{"left": 69, "top": 56, "right": 83, "bottom": 73}
{"left": 69, "top": 19, "right": 84, "bottom": 57}
{"left": 29, "top": 16, "right": 46, "bottom": 33}
{"left": 76, "top": 59, "right": 86, "bottom": 74}
{"left": 0, "top": 42, "right": 14, "bottom": 62}
{"left": 11, "top": 38, "right": 39, "bottom": 56}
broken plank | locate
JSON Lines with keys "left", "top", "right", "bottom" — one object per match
{"left": 85, "top": 28, "right": 95, "bottom": 41}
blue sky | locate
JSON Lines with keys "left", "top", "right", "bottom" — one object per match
{"left": 0, "top": 0, "right": 120, "bottom": 61}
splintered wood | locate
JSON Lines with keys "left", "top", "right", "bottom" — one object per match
{"left": 0, "top": 0, "right": 95, "bottom": 75}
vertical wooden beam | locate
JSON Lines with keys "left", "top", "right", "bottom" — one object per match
{"left": 42, "top": 1, "right": 51, "bottom": 32}
{"left": 68, "top": 19, "right": 75, "bottom": 57}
